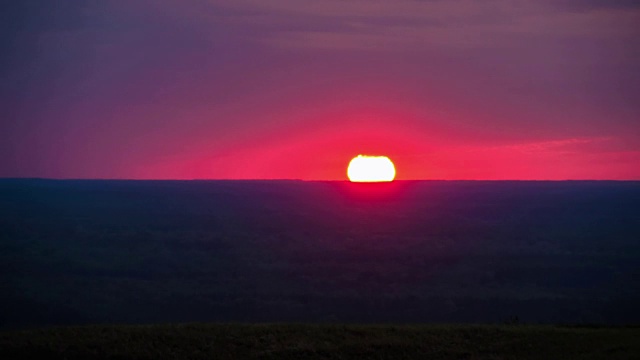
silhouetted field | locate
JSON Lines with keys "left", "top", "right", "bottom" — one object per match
{"left": 1, "top": 323, "right": 639, "bottom": 360}
{"left": 1, "top": 180, "right": 639, "bottom": 329}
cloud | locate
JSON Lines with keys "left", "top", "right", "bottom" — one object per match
{"left": 549, "top": 0, "right": 640, "bottom": 12}
{"left": 453, "top": 137, "right": 615, "bottom": 156}
{"left": 175, "top": 0, "right": 640, "bottom": 52}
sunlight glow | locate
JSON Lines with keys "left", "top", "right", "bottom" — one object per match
{"left": 347, "top": 155, "right": 396, "bottom": 182}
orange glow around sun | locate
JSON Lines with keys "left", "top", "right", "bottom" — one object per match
{"left": 347, "top": 155, "right": 396, "bottom": 182}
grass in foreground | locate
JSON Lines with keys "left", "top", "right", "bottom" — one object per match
{"left": 1, "top": 323, "right": 639, "bottom": 359}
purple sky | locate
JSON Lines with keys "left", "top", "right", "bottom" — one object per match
{"left": 2, "top": 0, "right": 639, "bottom": 179}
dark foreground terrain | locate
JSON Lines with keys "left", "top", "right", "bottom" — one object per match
{"left": 1, "top": 323, "right": 639, "bottom": 360}
{"left": 1, "top": 180, "right": 639, "bottom": 328}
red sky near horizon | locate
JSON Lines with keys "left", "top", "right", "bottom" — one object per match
{"left": 2, "top": 0, "right": 639, "bottom": 180}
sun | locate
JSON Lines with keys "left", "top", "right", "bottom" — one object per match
{"left": 347, "top": 155, "right": 396, "bottom": 182}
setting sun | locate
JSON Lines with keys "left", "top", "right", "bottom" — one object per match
{"left": 347, "top": 155, "right": 396, "bottom": 182}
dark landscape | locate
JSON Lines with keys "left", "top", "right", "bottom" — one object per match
{"left": 2, "top": 323, "right": 639, "bottom": 360}
{"left": 1, "top": 179, "right": 639, "bottom": 330}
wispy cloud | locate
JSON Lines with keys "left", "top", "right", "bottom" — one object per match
{"left": 457, "top": 137, "right": 614, "bottom": 155}
{"left": 184, "top": 0, "right": 640, "bottom": 50}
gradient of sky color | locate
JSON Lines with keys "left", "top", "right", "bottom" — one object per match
{"left": 2, "top": 0, "right": 639, "bottom": 180}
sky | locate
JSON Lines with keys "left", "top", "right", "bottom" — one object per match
{"left": 1, "top": 0, "right": 639, "bottom": 180}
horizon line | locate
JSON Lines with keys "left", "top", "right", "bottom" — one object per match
{"left": 0, "top": 177, "right": 638, "bottom": 182}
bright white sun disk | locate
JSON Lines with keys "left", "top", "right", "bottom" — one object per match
{"left": 347, "top": 155, "right": 396, "bottom": 182}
